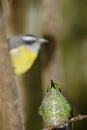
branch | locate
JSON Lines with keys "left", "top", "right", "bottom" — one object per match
{"left": 44, "top": 115, "right": 87, "bottom": 130}
{"left": 0, "top": 1, "right": 24, "bottom": 130}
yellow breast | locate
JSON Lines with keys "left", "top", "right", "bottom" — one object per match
{"left": 10, "top": 46, "right": 37, "bottom": 75}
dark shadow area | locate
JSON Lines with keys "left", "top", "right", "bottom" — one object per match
{"left": 41, "top": 34, "right": 58, "bottom": 67}
{"left": 22, "top": 54, "right": 43, "bottom": 130}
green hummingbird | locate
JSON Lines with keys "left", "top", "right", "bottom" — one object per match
{"left": 39, "top": 80, "right": 73, "bottom": 130}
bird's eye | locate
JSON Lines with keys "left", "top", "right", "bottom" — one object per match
{"left": 22, "top": 35, "right": 37, "bottom": 45}
{"left": 24, "top": 40, "right": 37, "bottom": 45}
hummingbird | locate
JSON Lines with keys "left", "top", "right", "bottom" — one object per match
{"left": 39, "top": 80, "right": 73, "bottom": 130}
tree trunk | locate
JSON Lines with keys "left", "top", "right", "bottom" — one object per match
{"left": 0, "top": 1, "right": 24, "bottom": 130}
{"left": 41, "top": 0, "right": 64, "bottom": 94}
{"left": 7, "top": 0, "right": 43, "bottom": 130}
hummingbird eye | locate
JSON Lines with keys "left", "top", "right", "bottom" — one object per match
{"left": 59, "top": 88, "right": 61, "bottom": 92}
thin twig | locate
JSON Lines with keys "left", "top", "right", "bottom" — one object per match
{"left": 44, "top": 115, "right": 87, "bottom": 130}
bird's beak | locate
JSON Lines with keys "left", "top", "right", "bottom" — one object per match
{"left": 38, "top": 38, "right": 48, "bottom": 43}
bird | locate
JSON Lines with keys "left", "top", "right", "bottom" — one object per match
{"left": 8, "top": 34, "right": 47, "bottom": 75}
{"left": 39, "top": 80, "right": 73, "bottom": 130}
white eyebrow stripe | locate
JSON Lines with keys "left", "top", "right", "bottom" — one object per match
{"left": 22, "top": 36, "right": 36, "bottom": 41}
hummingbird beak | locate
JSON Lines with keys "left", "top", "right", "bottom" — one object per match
{"left": 38, "top": 38, "right": 48, "bottom": 44}
{"left": 51, "top": 80, "right": 55, "bottom": 88}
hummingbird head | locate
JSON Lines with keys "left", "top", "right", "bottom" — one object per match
{"left": 47, "top": 80, "right": 61, "bottom": 92}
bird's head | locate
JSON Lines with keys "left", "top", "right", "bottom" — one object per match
{"left": 47, "top": 80, "right": 61, "bottom": 92}
{"left": 9, "top": 34, "right": 48, "bottom": 75}
{"left": 21, "top": 34, "right": 48, "bottom": 53}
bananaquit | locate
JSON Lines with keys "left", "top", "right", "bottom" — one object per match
{"left": 9, "top": 34, "right": 47, "bottom": 75}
